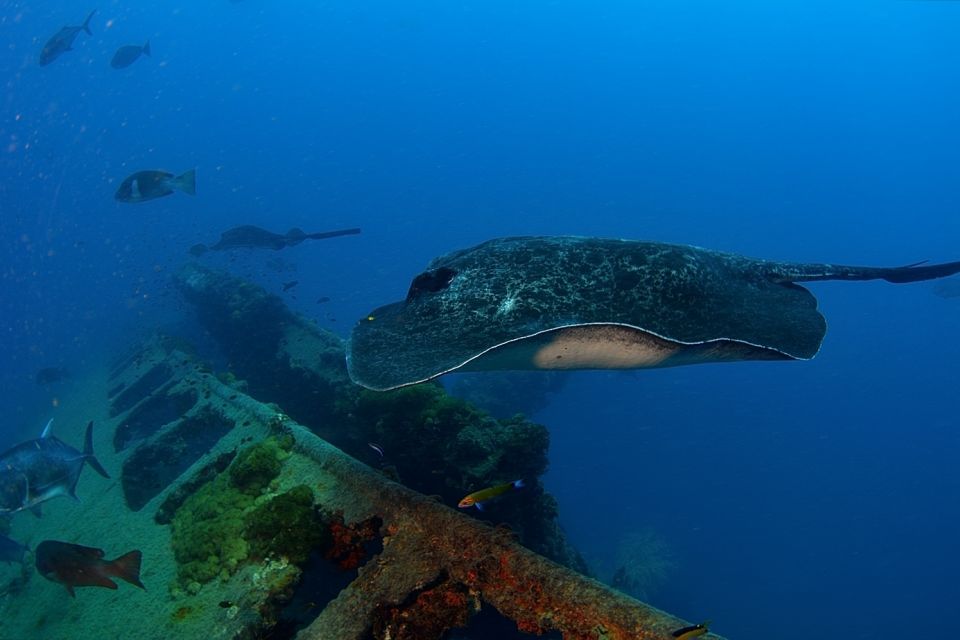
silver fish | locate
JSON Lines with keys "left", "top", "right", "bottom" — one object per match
{"left": 0, "top": 420, "right": 109, "bottom": 515}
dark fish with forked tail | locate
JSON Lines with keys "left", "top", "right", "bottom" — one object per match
{"left": 191, "top": 225, "right": 361, "bottom": 255}
{"left": 115, "top": 169, "right": 196, "bottom": 203}
{"left": 0, "top": 420, "right": 110, "bottom": 515}
{"left": 39, "top": 10, "right": 96, "bottom": 66}
{"left": 36, "top": 540, "right": 144, "bottom": 597}
{"left": 111, "top": 41, "right": 151, "bottom": 69}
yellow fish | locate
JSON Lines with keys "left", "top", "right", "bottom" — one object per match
{"left": 457, "top": 480, "right": 524, "bottom": 511}
{"left": 671, "top": 620, "right": 710, "bottom": 640}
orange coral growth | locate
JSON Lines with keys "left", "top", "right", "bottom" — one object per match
{"left": 324, "top": 513, "right": 382, "bottom": 570}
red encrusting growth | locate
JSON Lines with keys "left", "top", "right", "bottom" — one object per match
{"left": 324, "top": 513, "right": 382, "bottom": 571}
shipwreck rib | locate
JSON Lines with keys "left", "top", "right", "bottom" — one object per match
{"left": 294, "top": 422, "right": 719, "bottom": 640}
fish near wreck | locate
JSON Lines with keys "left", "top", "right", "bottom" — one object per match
{"left": 36, "top": 540, "right": 144, "bottom": 596}
{"left": 39, "top": 10, "right": 96, "bottom": 66}
{"left": 115, "top": 169, "right": 196, "bottom": 203}
{"left": 0, "top": 420, "right": 109, "bottom": 515}
{"left": 458, "top": 479, "right": 525, "bottom": 511}
{"left": 347, "top": 235, "right": 960, "bottom": 391}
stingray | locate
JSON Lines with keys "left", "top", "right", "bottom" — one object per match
{"left": 191, "top": 225, "right": 360, "bottom": 255}
{"left": 347, "top": 236, "right": 960, "bottom": 391}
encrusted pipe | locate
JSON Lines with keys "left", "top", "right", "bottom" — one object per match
{"left": 292, "top": 426, "right": 723, "bottom": 640}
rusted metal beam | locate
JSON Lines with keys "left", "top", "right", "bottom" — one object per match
{"left": 293, "top": 427, "right": 722, "bottom": 640}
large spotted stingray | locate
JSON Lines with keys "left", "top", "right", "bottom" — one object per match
{"left": 347, "top": 236, "right": 960, "bottom": 391}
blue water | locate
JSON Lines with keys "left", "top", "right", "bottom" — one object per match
{"left": 2, "top": 1, "right": 958, "bottom": 638}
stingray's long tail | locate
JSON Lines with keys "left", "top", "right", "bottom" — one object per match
{"left": 769, "top": 259, "right": 960, "bottom": 284}
{"left": 305, "top": 228, "right": 362, "bottom": 240}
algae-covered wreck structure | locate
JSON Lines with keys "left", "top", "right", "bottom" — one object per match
{"left": 0, "top": 264, "right": 724, "bottom": 640}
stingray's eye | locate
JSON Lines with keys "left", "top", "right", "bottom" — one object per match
{"left": 406, "top": 267, "right": 457, "bottom": 301}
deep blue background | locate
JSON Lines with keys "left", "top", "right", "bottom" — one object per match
{"left": 1, "top": 2, "right": 958, "bottom": 638}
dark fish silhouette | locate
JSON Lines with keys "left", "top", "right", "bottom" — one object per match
{"left": 35, "top": 366, "right": 69, "bottom": 385}
{"left": 39, "top": 10, "right": 96, "bottom": 66}
{"left": 0, "top": 420, "right": 109, "bottom": 515}
{"left": 195, "top": 225, "right": 361, "bottom": 253}
{"left": 36, "top": 540, "right": 144, "bottom": 597}
{"left": 111, "top": 41, "right": 151, "bottom": 69}
{"left": 0, "top": 534, "right": 28, "bottom": 565}
{"left": 933, "top": 277, "right": 960, "bottom": 299}
{"left": 115, "top": 169, "right": 196, "bottom": 203}
{"left": 282, "top": 280, "right": 299, "bottom": 292}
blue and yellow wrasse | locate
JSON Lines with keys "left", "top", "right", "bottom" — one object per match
{"left": 458, "top": 480, "right": 524, "bottom": 511}
{"left": 671, "top": 620, "right": 710, "bottom": 640}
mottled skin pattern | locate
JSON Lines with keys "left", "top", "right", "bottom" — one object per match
{"left": 348, "top": 236, "right": 960, "bottom": 391}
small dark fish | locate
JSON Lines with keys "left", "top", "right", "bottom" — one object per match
{"left": 316, "top": 296, "right": 331, "bottom": 304}
{"left": 208, "top": 225, "right": 361, "bottom": 251}
{"left": 933, "top": 277, "right": 960, "bottom": 299}
{"left": 111, "top": 41, "right": 151, "bottom": 69}
{"left": 189, "top": 243, "right": 208, "bottom": 257}
{"left": 115, "top": 169, "right": 196, "bottom": 203}
{"left": 367, "top": 442, "right": 385, "bottom": 459}
{"left": 0, "top": 534, "right": 28, "bottom": 565}
{"left": 39, "top": 10, "right": 95, "bottom": 66}
{"left": 282, "top": 280, "right": 299, "bottom": 292}
{"left": 36, "top": 540, "right": 144, "bottom": 597}
{"left": 0, "top": 420, "right": 110, "bottom": 515}
{"left": 35, "top": 367, "right": 69, "bottom": 385}
{"left": 672, "top": 621, "right": 711, "bottom": 639}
